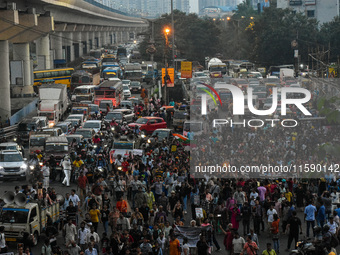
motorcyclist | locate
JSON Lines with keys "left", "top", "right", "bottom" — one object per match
{"left": 96, "top": 154, "right": 107, "bottom": 169}
{"left": 48, "top": 154, "right": 58, "bottom": 181}
{"left": 93, "top": 135, "right": 101, "bottom": 145}
{"left": 29, "top": 154, "right": 39, "bottom": 169}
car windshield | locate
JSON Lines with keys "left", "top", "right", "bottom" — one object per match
{"left": 68, "top": 115, "right": 82, "bottom": 121}
{"left": 83, "top": 122, "right": 100, "bottom": 129}
{"left": 39, "top": 112, "right": 55, "bottom": 121}
{"left": 113, "top": 142, "right": 133, "bottom": 150}
{"left": 29, "top": 137, "right": 46, "bottom": 146}
{"left": 106, "top": 112, "right": 123, "bottom": 120}
{"left": 75, "top": 130, "right": 92, "bottom": 138}
{"left": 219, "top": 92, "right": 232, "bottom": 100}
{"left": 136, "top": 118, "right": 148, "bottom": 124}
{"left": 45, "top": 144, "right": 68, "bottom": 152}
{"left": 131, "top": 82, "right": 140, "bottom": 87}
{"left": 99, "top": 102, "right": 112, "bottom": 108}
{"left": 0, "top": 146, "right": 16, "bottom": 151}
{"left": 195, "top": 72, "right": 206, "bottom": 77}
{"left": 153, "top": 130, "right": 169, "bottom": 140}
{"left": 123, "top": 86, "right": 129, "bottom": 90}
{"left": 74, "top": 88, "right": 90, "bottom": 94}
{"left": 56, "top": 125, "right": 68, "bottom": 133}
{"left": 0, "top": 208, "right": 28, "bottom": 223}
{"left": 174, "top": 111, "right": 187, "bottom": 119}
{"left": 253, "top": 87, "right": 266, "bottom": 93}
{"left": 122, "top": 81, "right": 130, "bottom": 85}
{"left": 267, "top": 78, "right": 279, "bottom": 83}
{"left": 0, "top": 153, "right": 23, "bottom": 162}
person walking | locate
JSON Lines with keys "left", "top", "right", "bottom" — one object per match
{"left": 0, "top": 226, "right": 7, "bottom": 254}
{"left": 270, "top": 214, "right": 280, "bottom": 254}
{"left": 61, "top": 155, "right": 72, "bottom": 187}
{"left": 42, "top": 162, "right": 50, "bottom": 189}
{"left": 304, "top": 200, "right": 317, "bottom": 237}
{"left": 285, "top": 210, "right": 302, "bottom": 251}
{"left": 261, "top": 243, "right": 277, "bottom": 255}
{"left": 241, "top": 234, "right": 259, "bottom": 255}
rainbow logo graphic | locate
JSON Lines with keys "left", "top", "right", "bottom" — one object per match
{"left": 198, "top": 82, "right": 223, "bottom": 106}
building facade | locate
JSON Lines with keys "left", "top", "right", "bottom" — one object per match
{"left": 277, "top": 0, "right": 340, "bottom": 24}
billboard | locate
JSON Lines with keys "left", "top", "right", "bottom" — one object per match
{"left": 162, "top": 68, "right": 174, "bottom": 87}
{"left": 181, "top": 61, "right": 192, "bottom": 79}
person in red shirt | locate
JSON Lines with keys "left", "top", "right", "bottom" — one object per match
{"left": 121, "top": 158, "right": 129, "bottom": 173}
{"left": 220, "top": 223, "right": 234, "bottom": 255}
{"left": 77, "top": 170, "right": 88, "bottom": 203}
{"left": 116, "top": 196, "right": 128, "bottom": 214}
{"left": 93, "top": 135, "right": 101, "bottom": 144}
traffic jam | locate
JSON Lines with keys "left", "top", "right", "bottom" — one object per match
{"left": 0, "top": 42, "right": 339, "bottom": 255}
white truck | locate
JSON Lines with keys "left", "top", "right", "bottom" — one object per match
{"left": 38, "top": 84, "right": 69, "bottom": 127}
{"left": 208, "top": 58, "right": 227, "bottom": 76}
{"left": 0, "top": 192, "right": 61, "bottom": 245}
{"left": 280, "top": 68, "right": 294, "bottom": 79}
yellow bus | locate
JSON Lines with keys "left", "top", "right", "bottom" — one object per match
{"left": 33, "top": 68, "right": 74, "bottom": 88}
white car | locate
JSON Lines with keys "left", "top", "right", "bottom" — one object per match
{"left": 122, "top": 80, "right": 131, "bottom": 88}
{"left": 82, "top": 120, "right": 102, "bottom": 133}
{"left": 0, "top": 150, "right": 27, "bottom": 180}
{"left": 123, "top": 85, "right": 131, "bottom": 99}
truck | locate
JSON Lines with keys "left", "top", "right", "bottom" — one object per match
{"left": 94, "top": 79, "right": 123, "bottom": 109}
{"left": 38, "top": 84, "right": 69, "bottom": 127}
{"left": 141, "top": 61, "right": 158, "bottom": 84}
{"left": 0, "top": 192, "right": 61, "bottom": 245}
{"left": 208, "top": 58, "right": 227, "bottom": 77}
{"left": 123, "top": 63, "right": 143, "bottom": 82}
{"left": 280, "top": 68, "right": 294, "bottom": 79}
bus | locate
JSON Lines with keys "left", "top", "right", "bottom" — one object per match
{"left": 33, "top": 68, "right": 74, "bottom": 88}
{"left": 117, "top": 47, "right": 127, "bottom": 57}
{"left": 70, "top": 70, "right": 93, "bottom": 91}
{"left": 94, "top": 78, "right": 123, "bottom": 108}
{"left": 102, "top": 67, "right": 122, "bottom": 80}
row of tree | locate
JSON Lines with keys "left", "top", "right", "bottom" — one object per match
{"left": 138, "top": 1, "right": 340, "bottom": 69}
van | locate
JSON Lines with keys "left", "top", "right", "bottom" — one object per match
{"left": 183, "top": 121, "right": 204, "bottom": 137}
{"left": 44, "top": 136, "right": 69, "bottom": 164}
{"left": 55, "top": 122, "right": 73, "bottom": 134}
{"left": 32, "top": 116, "right": 49, "bottom": 129}
{"left": 66, "top": 114, "right": 85, "bottom": 126}
{"left": 72, "top": 85, "right": 97, "bottom": 102}
{"left": 42, "top": 127, "right": 63, "bottom": 137}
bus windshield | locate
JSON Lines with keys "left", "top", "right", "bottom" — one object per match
{"left": 45, "top": 144, "right": 68, "bottom": 152}
{"left": 29, "top": 137, "right": 46, "bottom": 146}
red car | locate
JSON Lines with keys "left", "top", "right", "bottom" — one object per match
{"left": 128, "top": 117, "right": 167, "bottom": 134}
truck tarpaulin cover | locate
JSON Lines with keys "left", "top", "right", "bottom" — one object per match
{"left": 174, "top": 225, "right": 212, "bottom": 247}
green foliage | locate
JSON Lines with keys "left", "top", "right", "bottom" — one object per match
{"left": 139, "top": 10, "right": 221, "bottom": 65}
{"left": 317, "top": 96, "right": 340, "bottom": 124}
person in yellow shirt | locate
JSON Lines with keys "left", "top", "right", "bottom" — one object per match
{"left": 73, "top": 156, "right": 84, "bottom": 168}
{"left": 89, "top": 204, "right": 101, "bottom": 232}
{"left": 285, "top": 191, "right": 293, "bottom": 202}
{"left": 145, "top": 187, "right": 155, "bottom": 209}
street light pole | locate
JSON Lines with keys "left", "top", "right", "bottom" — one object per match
{"left": 164, "top": 28, "right": 170, "bottom": 105}
{"left": 171, "top": 0, "right": 175, "bottom": 69}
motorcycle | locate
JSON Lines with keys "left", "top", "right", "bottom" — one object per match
{"left": 290, "top": 239, "right": 327, "bottom": 255}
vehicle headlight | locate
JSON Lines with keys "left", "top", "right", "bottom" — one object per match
{"left": 141, "top": 134, "right": 146, "bottom": 138}
{"left": 147, "top": 139, "right": 151, "bottom": 143}
{"left": 296, "top": 241, "right": 301, "bottom": 247}
{"left": 117, "top": 166, "right": 122, "bottom": 171}
{"left": 94, "top": 145, "right": 97, "bottom": 148}
{"left": 13, "top": 138, "right": 17, "bottom": 142}
{"left": 0, "top": 166, "right": 4, "bottom": 171}
{"left": 30, "top": 165, "right": 34, "bottom": 170}
{"left": 111, "top": 127, "right": 115, "bottom": 131}
{"left": 39, "top": 162, "right": 43, "bottom": 166}
{"left": 20, "top": 164, "right": 27, "bottom": 170}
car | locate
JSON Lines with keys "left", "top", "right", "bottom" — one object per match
{"left": 123, "top": 85, "right": 131, "bottom": 99}
{"left": 128, "top": 117, "right": 167, "bottom": 134}
{"left": 172, "top": 110, "right": 188, "bottom": 131}
{"left": 65, "top": 134, "right": 84, "bottom": 145}
{"left": 41, "top": 127, "right": 63, "bottom": 136}
{"left": 120, "top": 100, "right": 133, "bottom": 109}
{"left": 65, "top": 118, "right": 81, "bottom": 128}
{"left": 105, "top": 109, "right": 135, "bottom": 123}
{"left": 67, "top": 114, "right": 85, "bottom": 126}
{"left": 55, "top": 122, "right": 73, "bottom": 134}
{"left": 88, "top": 104, "right": 100, "bottom": 115}
{"left": 99, "top": 100, "right": 114, "bottom": 114}
{"left": 122, "top": 80, "right": 131, "bottom": 88}
{"left": 130, "top": 81, "right": 142, "bottom": 93}
{"left": 0, "top": 150, "right": 27, "bottom": 180}
{"left": 193, "top": 72, "right": 209, "bottom": 78}
{"left": 0, "top": 143, "right": 24, "bottom": 156}
{"left": 151, "top": 128, "right": 174, "bottom": 142}
{"left": 74, "top": 128, "right": 96, "bottom": 139}
{"left": 82, "top": 120, "right": 102, "bottom": 133}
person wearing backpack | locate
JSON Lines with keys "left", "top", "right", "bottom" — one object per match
{"left": 241, "top": 234, "right": 258, "bottom": 255}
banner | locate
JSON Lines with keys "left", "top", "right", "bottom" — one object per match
{"left": 181, "top": 61, "right": 192, "bottom": 78}
{"left": 174, "top": 226, "right": 212, "bottom": 247}
{"left": 162, "top": 68, "right": 175, "bottom": 87}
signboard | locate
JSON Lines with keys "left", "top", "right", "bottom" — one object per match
{"left": 294, "top": 50, "right": 299, "bottom": 58}
{"left": 181, "top": 61, "right": 192, "bottom": 79}
{"left": 195, "top": 207, "right": 204, "bottom": 218}
{"left": 162, "top": 68, "right": 174, "bottom": 87}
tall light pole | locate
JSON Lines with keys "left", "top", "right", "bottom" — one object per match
{"left": 164, "top": 27, "right": 170, "bottom": 104}
{"left": 171, "top": 0, "right": 175, "bottom": 69}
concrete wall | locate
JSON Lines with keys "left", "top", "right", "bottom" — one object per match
{"left": 10, "top": 99, "right": 38, "bottom": 125}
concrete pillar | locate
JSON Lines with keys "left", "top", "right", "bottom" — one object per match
{"left": 52, "top": 32, "right": 63, "bottom": 60}
{"left": 36, "top": 34, "right": 51, "bottom": 70}
{"left": 13, "top": 43, "right": 31, "bottom": 86}
{"left": 107, "top": 32, "right": 112, "bottom": 45}
{"left": 89, "top": 32, "right": 95, "bottom": 50}
{"left": 81, "top": 32, "right": 89, "bottom": 55}
{"left": 64, "top": 32, "right": 74, "bottom": 62}
{"left": 0, "top": 40, "right": 11, "bottom": 121}
{"left": 101, "top": 32, "right": 107, "bottom": 46}
{"left": 73, "top": 32, "right": 82, "bottom": 59}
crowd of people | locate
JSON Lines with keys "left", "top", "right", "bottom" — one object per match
{"left": 2, "top": 78, "right": 340, "bottom": 255}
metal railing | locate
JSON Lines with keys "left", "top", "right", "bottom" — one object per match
{"left": 0, "top": 124, "right": 18, "bottom": 139}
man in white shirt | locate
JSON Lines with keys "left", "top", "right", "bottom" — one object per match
{"left": 41, "top": 163, "right": 50, "bottom": 189}
{"left": 267, "top": 204, "right": 278, "bottom": 232}
{"left": 78, "top": 222, "right": 90, "bottom": 251}
{"left": 70, "top": 189, "right": 81, "bottom": 208}
{"left": 327, "top": 216, "right": 338, "bottom": 235}
{"left": 0, "top": 226, "right": 7, "bottom": 253}
{"left": 249, "top": 188, "right": 259, "bottom": 206}
{"left": 63, "top": 218, "right": 77, "bottom": 245}
{"left": 86, "top": 226, "right": 100, "bottom": 244}
{"left": 232, "top": 232, "right": 245, "bottom": 255}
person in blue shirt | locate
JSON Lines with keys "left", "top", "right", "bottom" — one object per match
{"left": 169, "top": 99, "right": 175, "bottom": 106}
{"left": 335, "top": 204, "right": 340, "bottom": 218}
{"left": 304, "top": 200, "right": 317, "bottom": 237}
{"left": 317, "top": 200, "right": 326, "bottom": 233}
